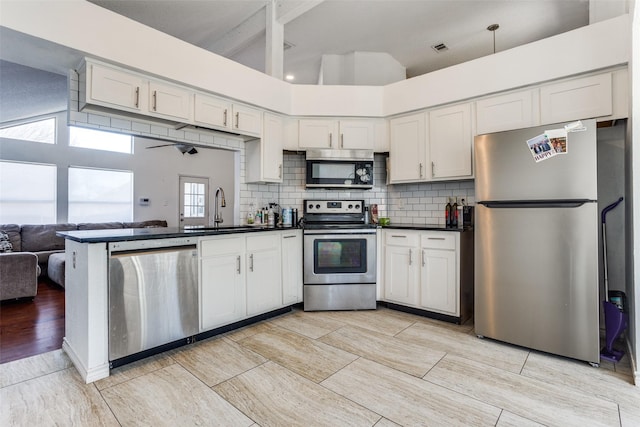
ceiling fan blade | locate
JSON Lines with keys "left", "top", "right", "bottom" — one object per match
{"left": 145, "top": 143, "right": 176, "bottom": 149}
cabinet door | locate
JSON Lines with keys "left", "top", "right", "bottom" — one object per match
{"left": 232, "top": 104, "right": 262, "bottom": 136}
{"left": 339, "top": 120, "right": 375, "bottom": 150}
{"left": 540, "top": 73, "right": 612, "bottom": 125}
{"left": 388, "top": 113, "right": 427, "bottom": 183}
{"left": 89, "top": 64, "right": 144, "bottom": 112}
{"left": 262, "top": 113, "right": 284, "bottom": 181}
{"left": 194, "top": 93, "right": 231, "bottom": 129}
{"left": 384, "top": 245, "right": 418, "bottom": 305}
{"left": 281, "top": 231, "right": 303, "bottom": 305}
{"left": 420, "top": 248, "right": 457, "bottom": 315}
{"left": 200, "top": 253, "right": 245, "bottom": 330}
{"left": 246, "top": 235, "right": 282, "bottom": 316}
{"left": 148, "top": 81, "right": 191, "bottom": 121}
{"left": 298, "top": 119, "right": 338, "bottom": 149}
{"left": 429, "top": 103, "right": 472, "bottom": 179}
{"left": 476, "top": 90, "right": 538, "bottom": 135}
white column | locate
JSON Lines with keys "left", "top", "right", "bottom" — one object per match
{"left": 265, "top": 0, "right": 284, "bottom": 80}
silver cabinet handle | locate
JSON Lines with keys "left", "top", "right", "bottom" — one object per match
{"left": 409, "top": 249, "right": 413, "bottom": 266}
{"left": 329, "top": 133, "right": 332, "bottom": 148}
{"left": 428, "top": 237, "right": 446, "bottom": 240}
{"left": 235, "top": 112, "right": 239, "bottom": 128}
{"left": 249, "top": 253, "right": 254, "bottom": 272}
{"left": 223, "top": 109, "right": 228, "bottom": 127}
{"left": 432, "top": 161, "right": 435, "bottom": 177}
{"left": 422, "top": 249, "right": 425, "bottom": 267}
{"left": 279, "top": 164, "right": 282, "bottom": 178}
{"left": 391, "top": 235, "right": 407, "bottom": 238}
{"left": 283, "top": 235, "right": 296, "bottom": 239}
{"left": 419, "top": 163, "right": 423, "bottom": 178}
{"left": 134, "top": 87, "right": 140, "bottom": 108}
{"left": 152, "top": 90, "right": 157, "bottom": 111}
{"left": 341, "top": 133, "right": 344, "bottom": 148}
{"left": 236, "top": 255, "right": 241, "bottom": 274}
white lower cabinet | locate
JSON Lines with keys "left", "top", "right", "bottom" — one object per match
{"left": 419, "top": 233, "right": 457, "bottom": 314}
{"left": 200, "top": 235, "right": 246, "bottom": 331}
{"left": 200, "top": 231, "right": 296, "bottom": 332}
{"left": 281, "top": 230, "right": 303, "bottom": 305}
{"left": 384, "top": 232, "right": 420, "bottom": 305}
{"left": 383, "top": 229, "right": 469, "bottom": 320}
{"left": 246, "top": 234, "right": 282, "bottom": 316}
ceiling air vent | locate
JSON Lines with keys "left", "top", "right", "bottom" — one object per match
{"left": 431, "top": 42, "right": 449, "bottom": 53}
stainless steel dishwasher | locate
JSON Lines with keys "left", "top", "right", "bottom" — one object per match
{"left": 108, "top": 238, "right": 198, "bottom": 362}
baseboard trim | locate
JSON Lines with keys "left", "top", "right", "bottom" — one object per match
{"left": 626, "top": 337, "right": 639, "bottom": 386}
{"left": 62, "top": 338, "right": 109, "bottom": 384}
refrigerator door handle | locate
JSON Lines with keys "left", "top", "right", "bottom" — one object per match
{"left": 478, "top": 199, "right": 594, "bottom": 209}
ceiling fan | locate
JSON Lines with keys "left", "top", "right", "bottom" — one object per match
{"left": 146, "top": 143, "right": 198, "bottom": 155}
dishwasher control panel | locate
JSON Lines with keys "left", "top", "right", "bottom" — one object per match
{"left": 108, "top": 237, "right": 198, "bottom": 253}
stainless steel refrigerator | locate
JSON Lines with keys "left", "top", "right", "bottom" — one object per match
{"left": 474, "top": 119, "right": 600, "bottom": 364}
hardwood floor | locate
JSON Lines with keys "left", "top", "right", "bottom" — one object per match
{"left": 0, "top": 279, "right": 65, "bottom": 364}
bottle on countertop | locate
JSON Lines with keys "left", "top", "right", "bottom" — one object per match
{"left": 445, "top": 197, "right": 452, "bottom": 227}
{"left": 364, "top": 206, "right": 370, "bottom": 224}
{"left": 291, "top": 208, "right": 298, "bottom": 227}
{"left": 267, "top": 205, "right": 275, "bottom": 227}
{"left": 451, "top": 197, "right": 458, "bottom": 228}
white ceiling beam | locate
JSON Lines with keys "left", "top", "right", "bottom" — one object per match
{"left": 266, "top": 0, "right": 284, "bottom": 79}
{"left": 276, "top": 0, "right": 324, "bottom": 24}
{"left": 207, "top": 8, "right": 267, "bottom": 58}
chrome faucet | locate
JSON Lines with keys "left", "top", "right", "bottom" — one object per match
{"left": 214, "top": 187, "right": 226, "bottom": 227}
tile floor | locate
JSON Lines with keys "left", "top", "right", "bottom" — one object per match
{"left": 1, "top": 307, "right": 638, "bottom": 426}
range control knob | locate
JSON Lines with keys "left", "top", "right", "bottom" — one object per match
{"left": 355, "top": 204, "right": 360, "bottom": 209}
{"left": 348, "top": 204, "right": 353, "bottom": 209}
{"left": 316, "top": 204, "right": 321, "bottom": 209}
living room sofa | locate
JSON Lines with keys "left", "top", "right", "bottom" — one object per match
{"left": 0, "top": 220, "right": 167, "bottom": 301}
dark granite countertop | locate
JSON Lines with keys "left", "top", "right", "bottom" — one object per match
{"left": 57, "top": 225, "right": 297, "bottom": 243}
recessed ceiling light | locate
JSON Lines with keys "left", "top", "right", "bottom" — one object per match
{"left": 285, "top": 74, "right": 295, "bottom": 81}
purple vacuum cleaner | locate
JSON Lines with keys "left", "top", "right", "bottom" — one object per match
{"left": 600, "top": 197, "right": 627, "bottom": 363}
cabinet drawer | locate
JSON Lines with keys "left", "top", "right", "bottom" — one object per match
{"left": 421, "top": 233, "right": 456, "bottom": 250}
{"left": 384, "top": 231, "right": 419, "bottom": 247}
{"left": 200, "top": 236, "right": 244, "bottom": 257}
{"left": 247, "top": 233, "right": 279, "bottom": 251}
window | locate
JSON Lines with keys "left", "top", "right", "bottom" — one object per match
{"left": 184, "top": 182, "right": 206, "bottom": 218}
{"left": 0, "top": 161, "right": 57, "bottom": 223}
{"left": 0, "top": 117, "right": 56, "bottom": 144}
{"left": 69, "top": 126, "right": 133, "bottom": 154}
{"left": 68, "top": 167, "right": 133, "bottom": 223}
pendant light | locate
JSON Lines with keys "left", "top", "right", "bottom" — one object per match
{"left": 487, "top": 24, "right": 499, "bottom": 54}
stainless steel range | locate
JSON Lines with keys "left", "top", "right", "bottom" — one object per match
{"left": 302, "top": 199, "right": 377, "bottom": 311}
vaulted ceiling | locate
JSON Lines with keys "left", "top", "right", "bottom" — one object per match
{"left": 88, "top": 0, "right": 591, "bottom": 84}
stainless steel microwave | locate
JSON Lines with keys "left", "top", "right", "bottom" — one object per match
{"left": 305, "top": 149, "right": 374, "bottom": 189}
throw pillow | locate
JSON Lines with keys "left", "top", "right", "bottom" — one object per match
{"left": 0, "top": 231, "right": 13, "bottom": 253}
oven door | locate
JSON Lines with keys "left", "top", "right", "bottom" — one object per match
{"left": 303, "top": 229, "right": 376, "bottom": 284}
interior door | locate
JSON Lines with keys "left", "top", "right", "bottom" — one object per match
{"left": 179, "top": 175, "right": 209, "bottom": 227}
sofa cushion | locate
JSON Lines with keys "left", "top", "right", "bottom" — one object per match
{"left": 124, "top": 220, "right": 168, "bottom": 228}
{"left": 0, "top": 231, "right": 13, "bottom": 252}
{"left": 47, "top": 252, "right": 66, "bottom": 288}
{"left": 77, "top": 222, "right": 124, "bottom": 230}
{"left": 21, "top": 223, "right": 77, "bottom": 252}
{"left": 0, "top": 224, "right": 21, "bottom": 252}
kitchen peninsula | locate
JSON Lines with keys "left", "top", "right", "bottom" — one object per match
{"left": 58, "top": 226, "right": 302, "bottom": 383}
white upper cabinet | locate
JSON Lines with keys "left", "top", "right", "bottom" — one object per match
{"left": 428, "top": 103, "right": 473, "bottom": 179}
{"left": 232, "top": 104, "right": 262, "bottom": 137}
{"left": 148, "top": 80, "right": 192, "bottom": 121}
{"left": 539, "top": 73, "right": 612, "bottom": 125}
{"left": 193, "top": 93, "right": 232, "bottom": 129}
{"left": 298, "top": 119, "right": 339, "bottom": 149}
{"left": 388, "top": 112, "right": 428, "bottom": 183}
{"left": 245, "top": 112, "right": 283, "bottom": 183}
{"left": 298, "top": 119, "right": 375, "bottom": 150}
{"left": 339, "top": 120, "right": 375, "bottom": 150}
{"left": 82, "top": 62, "right": 146, "bottom": 113}
{"left": 475, "top": 89, "right": 539, "bottom": 135}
